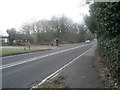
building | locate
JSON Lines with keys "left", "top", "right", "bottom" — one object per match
{"left": 0, "top": 36, "right": 9, "bottom": 43}
{"left": 14, "top": 34, "right": 30, "bottom": 46}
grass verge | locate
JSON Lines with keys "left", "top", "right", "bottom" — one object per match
{"left": 39, "top": 82, "right": 68, "bottom": 88}
{"left": 1, "top": 48, "right": 50, "bottom": 57}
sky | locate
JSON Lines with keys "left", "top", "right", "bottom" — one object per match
{"left": 0, "top": 0, "right": 89, "bottom": 36}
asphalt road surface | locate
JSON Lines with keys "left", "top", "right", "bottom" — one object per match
{"left": 2, "top": 42, "right": 96, "bottom": 88}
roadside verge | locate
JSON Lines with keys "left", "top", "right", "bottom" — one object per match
{"left": 1, "top": 47, "right": 52, "bottom": 57}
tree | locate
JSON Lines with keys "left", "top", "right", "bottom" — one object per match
{"left": 77, "top": 24, "right": 87, "bottom": 42}
{"left": 21, "top": 24, "right": 35, "bottom": 44}
{"left": 51, "top": 16, "right": 73, "bottom": 42}
{"left": 84, "top": 15, "right": 97, "bottom": 34}
{"left": 22, "top": 24, "right": 32, "bottom": 35}
{"left": 19, "top": 15, "right": 94, "bottom": 44}
{"left": 6, "top": 28, "right": 16, "bottom": 45}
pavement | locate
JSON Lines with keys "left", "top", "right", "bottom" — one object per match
{"left": 50, "top": 46, "right": 105, "bottom": 88}
{"left": 1, "top": 42, "right": 99, "bottom": 88}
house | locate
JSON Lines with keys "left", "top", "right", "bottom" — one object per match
{"left": 14, "top": 34, "right": 30, "bottom": 46}
{"left": 0, "top": 34, "right": 30, "bottom": 46}
{"left": 0, "top": 36, "right": 9, "bottom": 45}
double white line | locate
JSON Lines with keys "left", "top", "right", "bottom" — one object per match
{"left": 1, "top": 44, "right": 92, "bottom": 70}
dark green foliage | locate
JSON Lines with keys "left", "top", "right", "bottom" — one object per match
{"left": 98, "top": 36, "right": 120, "bottom": 84}
{"left": 90, "top": 2, "right": 120, "bottom": 38}
{"left": 77, "top": 24, "right": 95, "bottom": 42}
{"left": 84, "top": 15, "right": 97, "bottom": 34}
{"left": 86, "top": 2, "right": 120, "bottom": 85}
{"left": 6, "top": 28, "right": 16, "bottom": 45}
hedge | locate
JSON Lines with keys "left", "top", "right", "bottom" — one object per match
{"left": 87, "top": 2, "right": 120, "bottom": 85}
{"left": 97, "top": 35, "right": 120, "bottom": 84}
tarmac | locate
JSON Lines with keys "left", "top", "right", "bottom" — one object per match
{"left": 50, "top": 46, "right": 105, "bottom": 88}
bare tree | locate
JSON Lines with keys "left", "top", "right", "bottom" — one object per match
{"left": 19, "top": 15, "right": 95, "bottom": 44}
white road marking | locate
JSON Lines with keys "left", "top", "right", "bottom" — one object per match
{"left": 32, "top": 45, "right": 96, "bottom": 88}
{"left": 1, "top": 44, "right": 93, "bottom": 70}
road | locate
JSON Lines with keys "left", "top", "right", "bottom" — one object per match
{"left": 2, "top": 42, "right": 96, "bottom": 88}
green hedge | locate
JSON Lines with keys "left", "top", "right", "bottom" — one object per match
{"left": 87, "top": 2, "right": 120, "bottom": 85}
{"left": 97, "top": 35, "right": 120, "bottom": 84}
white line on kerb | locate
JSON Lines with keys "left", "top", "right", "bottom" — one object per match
{"left": 1, "top": 44, "right": 93, "bottom": 70}
{"left": 32, "top": 45, "right": 96, "bottom": 88}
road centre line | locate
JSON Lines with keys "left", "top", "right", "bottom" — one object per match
{"left": 0, "top": 43, "right": 93, "bottom": 70}
{"left": 32, "top": 45, "right": 96, "bottom": 88}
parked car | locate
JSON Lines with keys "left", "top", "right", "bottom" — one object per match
{"left": 85, "top": 40, "right": 90, "bottom": 44}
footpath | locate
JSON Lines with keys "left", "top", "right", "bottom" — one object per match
{"left": 50, "top": 46, "right": 105, "bottom": 88}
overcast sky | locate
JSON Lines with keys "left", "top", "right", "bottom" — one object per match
{"left": 0, "top": 0, "right": 89, "bottom": 36}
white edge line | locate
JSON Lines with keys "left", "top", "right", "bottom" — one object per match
{"left": 32, "top": 45, "right": 96, "bottom": 88}
{"left": 1, "top": 44, "right": 92, "bottom": 70}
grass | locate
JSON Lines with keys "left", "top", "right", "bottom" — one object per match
{"left": 39, "top": 82, "right": 68, "bottom": 88}
{"left": 1, "top": 47, "right": 50, "bottom": 56}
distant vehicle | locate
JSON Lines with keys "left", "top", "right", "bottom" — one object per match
{"left": 85, "top": 40, "right": 90, "bottom": 44}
